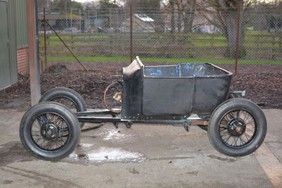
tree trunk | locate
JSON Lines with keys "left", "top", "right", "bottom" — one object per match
{"left": 177, "top": 8, "right": 182, "bottom": 32}
{"left": 170, "top": 2, "right": 175, "bottom": 33}
{"left": 183, "top": 0, "right": 195, "bottom": 33}
{"left": 224, "top": 10, "right": 246, "bottom": 58}
{"left": 195, "top": 0, "right": 246, "bottom": 58}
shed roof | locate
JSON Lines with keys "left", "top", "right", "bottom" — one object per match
{"left": 134, "top": 14, "right": 154, "bottom": 22}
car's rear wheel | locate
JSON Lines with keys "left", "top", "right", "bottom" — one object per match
{"left": 208, "top": 98, "right": 267, "bottom": 156}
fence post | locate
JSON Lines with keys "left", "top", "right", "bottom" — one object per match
{"left": 110, "top": 34, "right": 113, "bottom": 56}
{"left": 43, "top": 8, "right": 47, "bottom": 71}
{"left": 279, "top": 34, "right": 281, "bottom": 48}
{"left": 235, "top": 1, "right": 242, "bottom": 75}
{"left": 71, "top": 35, "right": 74, "bottom": 50}
{"left": 130, "top": 4, "right": 133, "bottom": 62}
{"left": 170, "top": 0, "right": 175, "bottom": 34}
{"left": 272, "top": 35, "right": 276, "bottom": 60}
{"left": 211, "top": 34, "right": 214, "bottom": 48}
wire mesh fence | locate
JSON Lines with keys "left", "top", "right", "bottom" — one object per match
{"left": 38, "top": 5, "right": 282, "bottom": 74}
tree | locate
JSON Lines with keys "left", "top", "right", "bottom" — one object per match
{"left": 125, "top": 0, "right": 161, "bottom": 12}
{"left": 173, "top": 0, "right": 196, "bottom": 33}
{"left": 125, "top": 0, "right": 163, "bottom": 31}
{"left": 162, "top": 0, "right": 198, "bottom": 33}
{"left": 261, "top": 2, "right": 282, "bottom": 33}
{"left": 125, "top": 0, "right": 162, "bottom": 20}
{"left": 182, "top": 0, "right": 197, "bottom": 33}
{"left": 50, "top": 0, "right": 70, "bottom": 12}
{"left": 97, "top": 0, "right": 121, "bottom": 28}
{"left": 49, "top": 0, "right": 83, "bottom": 13}
{"left": 98, "top": 0, "right": 120, "bottom": 9}
{"left": 196, "top": 0, "right": 255, "bottom": 58}
{"left": 37, "top": 0, "right": 50, "bottom": 11}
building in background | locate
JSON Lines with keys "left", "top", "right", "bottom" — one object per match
{"left": 121, "top": 14, "right": 155, "bottom": 33}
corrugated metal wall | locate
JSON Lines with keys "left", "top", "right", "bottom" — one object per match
{"left": 7, "top": 0, "right": 18, "bottom": 84}
{"left": 0, "top": 0, "right": 11, "bottom": 90}
{"left": 0, "top": 0, "right": 25, "bottom": 90}
{"left": 0, "top": 0, "right": 18, "bottom": 89}
{"left": 15, "top": 0, "right": 28, "bottom": 49}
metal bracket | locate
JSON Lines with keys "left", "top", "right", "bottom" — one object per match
{"left": 184, "top": 120, "right": 192, "bottom": 132}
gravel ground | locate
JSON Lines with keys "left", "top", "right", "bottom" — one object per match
{"left": 0, "top": 62, "right": 281, "bottom": 109}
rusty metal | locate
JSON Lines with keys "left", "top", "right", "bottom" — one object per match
{"left": 43, "top": 8, "right": 47, "bottom": 72}
{"left": 195, "top": 120, "right": 209, "bottom": 126}
{"left": 45, "top": 21, "right": 88, "bottom": 72}
{"left": 129, "top": 4, "right": 133, "bottom": 63}
{"left": 235, "top": 1, "right": 242, "bottom": 75}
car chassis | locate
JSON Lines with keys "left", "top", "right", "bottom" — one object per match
{"left": 19, "top": 57, "right": 267, "bottom": 160}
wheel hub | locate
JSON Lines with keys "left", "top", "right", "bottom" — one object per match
{"left": 41, "top": 123, "right": 59, "bottom": 140}
{"left": 228, "top": 119, "right": 246, "bottom": 137}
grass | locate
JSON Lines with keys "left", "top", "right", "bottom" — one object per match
{"left": 40, "top": 32, "right": 282, "bottom": 48}
{"left": 40, "top": 31, "right": 282, "bottom": 65}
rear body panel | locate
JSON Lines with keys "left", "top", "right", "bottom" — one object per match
{"left": 122, "top": 57, "right": 232, "bottom": 120}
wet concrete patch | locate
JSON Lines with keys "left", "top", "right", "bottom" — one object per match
{"left": 63, "top": 125, "right": 145, "bottom": 164}
{"left": 103, "top": 129, "right": 133, "bottom": 142}
{"left": 66, "top": 144, "right": 146, "bottom": 164}
{"left": 0, "top": 141, "right": 34, "bottom": 166}
{"left": 89, "top": 125, "right": 134, "bottom": 143}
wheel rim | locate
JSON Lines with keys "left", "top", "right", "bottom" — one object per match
{"left": 51, "top": 97, "right": 78, "bottom": 112}
{"left": 219, "top": 110, "right": 257, "bottom": 148}
{"left": 31, "top": 112, "right": 70, "bottom": 151}
{"left": 40, "top": 123, "right": 59, "bottom": 140}
{"left": 103, "top": 81, "right": 122, "bottom": 113}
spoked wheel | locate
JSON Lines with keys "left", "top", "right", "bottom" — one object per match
{"left": 103, "top": 81, "right": 122, "bottom": 113}
{"left": 39, "top": 87, "right": 87, "bottom": 128}
{"left": 19, "top": 102, "right": 80, "bottom": 160}
{"left": 208, "top": 98, "right": 267, "bottom": 157}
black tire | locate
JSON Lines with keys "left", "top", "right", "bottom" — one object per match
{"left": 39, "top": 87, "right": 87, "bottom": 128}
{"left": 19, "top": 102, "right": 80, "bottom": 161}
{"left": 208, "top": 98, "right": 267, "bottom": 157}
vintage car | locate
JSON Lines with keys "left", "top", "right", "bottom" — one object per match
{"left": 19, "top": 57, "right": 267, "bottom": 160}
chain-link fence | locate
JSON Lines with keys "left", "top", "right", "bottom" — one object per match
{"left": 38, "top": 6, "right": 282, "bottom": 74}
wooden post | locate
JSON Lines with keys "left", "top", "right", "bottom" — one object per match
{"left": 130, "top": 3, "right": 133, "bottom": 62}
{"left": 43, "top": 8, "right": 47, "bottom": 72}
{"left": 235, "top": 0, "right": 242, "bottom": 75}
{"left": 27, "top": 0, "right": 41, "bottom": 106}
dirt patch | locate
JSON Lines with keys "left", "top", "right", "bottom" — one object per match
{"left": 0, "top": 62, "right": 281, "bottom": 110}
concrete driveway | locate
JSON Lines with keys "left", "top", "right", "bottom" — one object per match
{"left": 0, "top": 109, "right": 281, "bottom": 188}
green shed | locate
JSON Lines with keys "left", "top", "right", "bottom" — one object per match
{"left": 0, "top": 0, "right": 28, "bottom": 90}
